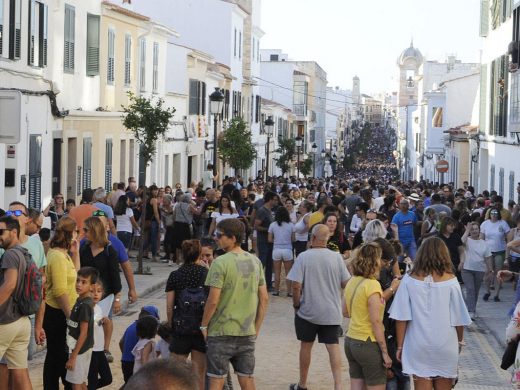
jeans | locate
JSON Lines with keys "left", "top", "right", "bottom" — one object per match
{"left": 257, "top": 238, "right": 273, "bottom": 289}
{"left": 401, "top": 240, "right": 417, "bottom": 261}
{"left": 144, "top": 220, "right": 159, "bottom": 256}
{"left": 117, "top": 231, "right": 133, "bottom": 250}
{"left": 88, "top": 351, "right": 112, "bottom": 389}
{"left": 164, "top": 226, "right": 175, "bottom": 259}
{"left": 461, "top": 269, "right": 484, "bottom": 312}
{"left": 43, "top": 304, "right": 71, "bottom": 390}
{"left": 386, "top": 372, "right": 411, "bottom": 390}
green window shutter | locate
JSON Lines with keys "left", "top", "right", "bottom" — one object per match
{"left": 124, "top": 34, "right": 131, "bottom": 86}
{"left": 64, "top": 4, "right": 75, "bottom": 72}
{"left": 480, "top": 63, "right": 488, "bottom": 135}
{"left": 480, "top": 0, "right": 489, "bottom": 37}
{"left": 107, "top": 28, "right": 115, "bottom": 83}
{"left": 86, "top": 14, "right": 100, "bottom": 76}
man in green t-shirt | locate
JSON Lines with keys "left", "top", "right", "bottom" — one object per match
{"left": 201, "top": 218, "right": 268, "bottom": 390}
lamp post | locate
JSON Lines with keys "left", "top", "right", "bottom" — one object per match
{"left": 332, "top": 153, "right": 337, "bottom": 177}
{"left": 264, "top": 116, "right": 274, "bottom": 180}
{"left": 321, "top": 149, "right": 326, "bottom": 178}
{"left": 295, "top": 136, "right": 302, "bottom": 178}
{"left": 209, "top": 88, "right": 224, "bottom": 187}
{"left": 311, "top": 142, "right": 317, "bottom": 178}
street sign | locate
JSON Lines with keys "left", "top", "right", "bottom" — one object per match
{"left": 436, "top": 159, "right": 449, "bottom": 173}
{"left": 0, "top": 90, "right": 22, "bottom": 144}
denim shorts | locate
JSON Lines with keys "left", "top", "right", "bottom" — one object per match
{"left": 206, "top": 335, "right": 256, "bottom": 378}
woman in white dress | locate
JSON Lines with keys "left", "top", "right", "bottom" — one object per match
{"left": 389, "top": 236, "right": 471, "bottom": 390}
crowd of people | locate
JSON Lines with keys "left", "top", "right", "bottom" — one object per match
{"left": 0, "top": 127, "right": 519, "bottom": 389}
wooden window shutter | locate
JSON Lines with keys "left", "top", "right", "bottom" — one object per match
{"left": 86, "top": 14, "right": 100, "bottom": 76}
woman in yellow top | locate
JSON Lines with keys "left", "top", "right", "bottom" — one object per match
{"left": 344, "top": 242, "right": 392, "bottom": 390}
{"left": 41, "top": 216, "right": 80, "bottom": 389}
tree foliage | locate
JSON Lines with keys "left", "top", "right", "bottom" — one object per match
{"left": 300, "top": 157, "right": 313, "bottom": 178}
{"left": 274, "top": 138, "right": 295, "bottom": 177}
{"left": 218, "top": 117, "right": 256, "bottom": 173}
{"left": 122, "top": 92, "right": 175, "bottom": 168}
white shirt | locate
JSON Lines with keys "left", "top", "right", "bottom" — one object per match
{"left": 463, "top": 238, "right": 492, "bottom": 272}
{"left": 116, "top": 208, "right": 134, "bottom": 233}
{"left": 155, "top": 338, "right": 170, "bottom": 359}
{"left": 373, "top": 196, "right": 385, "bottom": 211}
{"left": 202, "top": 170, "right": 214, "bottom": 190}
{"left": 480, "top": 219, "right": 510, "bottom": 252}
{"left": 93, "top": 305, "right": 104, "bottom": 352}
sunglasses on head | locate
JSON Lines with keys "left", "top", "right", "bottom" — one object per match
{"left": 92, "top": 210, "right": 107, "bottom": 217}
{"left": 5, "top": 210, "right": 26, "bottom": 217}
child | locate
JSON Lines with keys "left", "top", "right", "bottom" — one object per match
{"left": 120, "top": 305, "right": 160, "bottom": 383}
{"left": 132, "top": 315, "right": 158, "bottom": 373}
{"left": 87, "top": 280, "right": 112, "bottom": 390}
{"left": 155, "top": 322, "right": 172, "bottom": 359}
{"left": 66, "top": 267, "right": 98, "bottom": 390}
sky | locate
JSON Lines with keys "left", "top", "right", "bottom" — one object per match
{"left": 260, "top": 0, "right": 482, "bottom": 94}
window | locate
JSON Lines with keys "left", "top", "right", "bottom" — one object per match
{"left": 152, "top": 42, "right": 159, "bottom": 93}
{"left": 406, "top": 70, "right": 414, "bottom": 88}
{"left": 28, "top": 135, "right": 42, "bottom": 210}
{"left": 64, "top": 4, "right": 75, "bottom": 72}
{"left": 510, "top": 171, "right": 515, "bottom": 201}
{"left": 28, "top": 0, "right": 47, "bottom": 66}
{"left": 499, "top": 167, "right": 505, "bottom": 196}
{"left": 481, "top": 0, "right": 490, "bottom": 36}
{"left": 489, "top": 55, "right": 508, "bottom": 137}
{"left": 490, "top": 164, "right": 496, "bottom": 191}
{"left": 239, "top": 31, "right": 242, "bottom": 59}
{"left": 83, "top": 137, "right": 92, "bottom": 190}
{"left": 224, "top": 89, "right": 230, "bottom": 120}
{"left": 124, "top": 34, "right": 131, "bottom": 86}
{"left": 8, "top": 0, "right": 21, "bottom": 60}
{"left": 232, "top": 91, "right": 242, "bottom": 118}
{"left": 139, "top": 38, "right": 146, "bottom": 91}
{"left": 86, "top": 14, "right": 100, "bottom": 76}
{"left": 107, "top": 28, "right": 115, "bottom": 84}
{"left": 188, "top": 79, "right": 206, "bottom": 116}
{"left": 255, "top": 95, "right": 261, "bottom": 123}
{"left": 480, "top": 64, "right": 488, "bottom": 134}
{"left": 257, "top": 39, "right": 260, "bottom": 62}
{"left": 432, "top": 107, "right": 443, "bottom": 127}
{"left": 105, "top": 139, "right": 113, "bottom": 192}
{"left": 252, "top": 38, "right": 255, "bottom": 61}
{"left": 491, "top": 0, "right": 512, "bottom": 30}
{"left": 270, "top": 54, "right": 278, "bottom": 61}
{"left": 0, "top": 0, "right": 3, "bottom": 56}
{"left": 234, "top": 28, "right": 237, "bottom": 57}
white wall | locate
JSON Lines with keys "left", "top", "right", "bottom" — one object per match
{"left": 260, "top": 61, "right": 296, "bottom": 109}
{"left": 444, "top": 73, "right": 480, "bottom": 129}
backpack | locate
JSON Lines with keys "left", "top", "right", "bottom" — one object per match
{"left": 10, "top": 246, "right": 43, "bottom": 316}
{"left": 172, "top": 287, "right": 207, "bottom": 335}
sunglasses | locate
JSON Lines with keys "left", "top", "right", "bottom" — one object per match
{"left": 5, "top": 210, "right": 26, "bottom": 217}
{"left": 215, "top": 231, "right": 224, "bottom": 239}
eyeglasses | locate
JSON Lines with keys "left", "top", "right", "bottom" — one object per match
{"left": 5, "top": 210, "right": 26, "bottom": 217}
{"left": 92, "top": 210, "right": 107, "bottom": 217}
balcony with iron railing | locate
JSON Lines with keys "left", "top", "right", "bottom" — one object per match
{"left": 293, "top": 104, "right": 308, "bottom": 118}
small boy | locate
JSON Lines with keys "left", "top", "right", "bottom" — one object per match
{"left": 66, "top": 267, "right": 98, "bottom": 390}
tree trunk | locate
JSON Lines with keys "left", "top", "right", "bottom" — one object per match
{"left": 136, "top": 182, "right": 147, "bottom": 274}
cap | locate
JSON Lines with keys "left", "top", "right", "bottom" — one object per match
{"left": 408, "top": 193, "right": 421, "bottom": 202}
{"left": 141, "top": 305, "right": 160, "bottom": 320}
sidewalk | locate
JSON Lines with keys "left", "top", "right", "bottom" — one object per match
{"left": 474, "top": 279, "right": 516, "bottom": 348}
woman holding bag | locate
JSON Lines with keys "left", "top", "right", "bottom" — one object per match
{"left": 344, "top": 242, "right": 392, "bottom": 390}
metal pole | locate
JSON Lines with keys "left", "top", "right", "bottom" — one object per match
{"left": 213, "top": 114, "right": 218, "bottom": 187}
{"left": 313, "top": 153, "right": 316, "bottom": 178}
{"left": 297, "top": 146, "right": 300, "bottom": 179}
{"left": 266, "top": 134, "right": 270, "bottom": 180}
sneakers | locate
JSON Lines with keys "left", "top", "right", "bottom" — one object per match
{"left": 289, "top": 384, "right": 307, "bottom": 390}
{"left": 104, "top": 350, "right": 114, "bottom": 363}
{"left": 161, "top": 258, "right": 170, "bottom": 264}
{"left": 494, "top": 296, "right": 501, "bottom": 302}
{"left": 483, "top": 293, "right": 490, "bottom": 301}
{"left": 168, "top": 260, "right": 175, "bottom": 267}
{"left": 272, "top": 291, "right": 280, "bottom": 297}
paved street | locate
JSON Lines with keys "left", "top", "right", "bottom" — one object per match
{"left": 28, "top": 257, "right": 516, "bottom": 389}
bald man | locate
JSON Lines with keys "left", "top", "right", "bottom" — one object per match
{"left": 287, "top": 224, "right": 351, "bottom": 390}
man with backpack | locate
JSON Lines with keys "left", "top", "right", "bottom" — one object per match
{"left": 0, "top": 216, "right": 35, "bottom": 389}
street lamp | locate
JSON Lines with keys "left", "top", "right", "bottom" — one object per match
{"left": 311, "top": 142, "right": 317, "bottom": 178}
{"left": 209, "top": 88, "right": 224, "bottom": 186}
{"left": 295, "top": 136, "right": 302, "bottom": 178}
{"left": 264, "top": 116, "right": 274, "bottom": 180}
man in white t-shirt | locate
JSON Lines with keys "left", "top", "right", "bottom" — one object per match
{"left": 202, "top": 164, "right": 218, "bottom": 190}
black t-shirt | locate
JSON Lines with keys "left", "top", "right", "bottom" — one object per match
{"left": 165, "top": 264, "right": 209, "bottom": 312}
{"left": 67, "top": 296, "right": 94, "bottom": 354}
{"left": 256, "top": 206, "right": 273, "bottom": 241}
{"left": 438, "top": 232, "right": 463, "bottom": 265}
{"left": 327, "top": 232, "right": 351, "bottom": 254}
{"left": 202, "top": 200, "right": 219, "bottom": 228}
{"left": 80, "top": 243, "right": 122, "bottom": 296}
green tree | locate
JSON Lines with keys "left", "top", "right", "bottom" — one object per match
{"left": 218, "top": 117, "right": 256, "bottom": 175}
{"left": 300, "top": 157, "right": 313, "bottom": 178}
{"left": 122, "top": 92, "right": 175, "bottom": 274}
{"left": 274, "top": 138, "right": 295, "bottom": 177}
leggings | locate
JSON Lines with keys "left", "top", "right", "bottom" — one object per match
{"left": 88, "top": 351, "right": 112, "bottom": 389}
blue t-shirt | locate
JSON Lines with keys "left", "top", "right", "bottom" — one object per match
{"left": 391, "top": 211, "right": 417, "bottom": 245}
{"left": 121, "top": 321, "right": 138, "bottom": 362}
{"left": 80, "top": 233, "right": 128, "bottom": 263}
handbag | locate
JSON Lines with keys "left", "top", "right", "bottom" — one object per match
{"left": 501, "top": 336, "right": 519, "bottom": 370}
